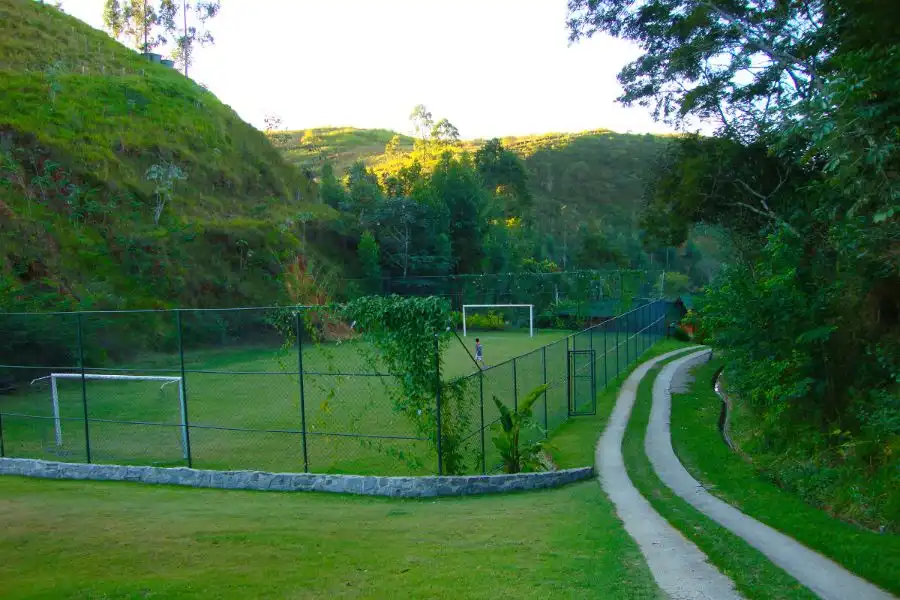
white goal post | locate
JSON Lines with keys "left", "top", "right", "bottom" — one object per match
{"left": 462, "top": 304, "right": 534, "bottom": 337}
{"left": 30, "top": 373, "right": 187, "bottom": 458}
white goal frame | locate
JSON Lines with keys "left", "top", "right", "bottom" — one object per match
{"left": 462, "top": 304, "right": 534, "bottom": 337}
{"left": 31, "top": 373, "right": 187, "bottom": 458}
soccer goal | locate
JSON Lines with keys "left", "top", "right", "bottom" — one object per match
{"left": 462, "top": 304, "right": 534, "bottom": 337}
{"left": 30, "top": 373, "right": 188, "bottom": 459}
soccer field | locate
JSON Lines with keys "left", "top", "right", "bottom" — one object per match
{"left": 0, "top": 330, "right": 588, "bottom": 473}
{"left": 0, "top": 323, "right": 659, "bottom": 475}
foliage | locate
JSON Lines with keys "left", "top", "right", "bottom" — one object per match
{"left": 492, "top": 384, "right": 550, "bottom": 473}
{"left": 356, "top": 230, "right": 381, "bottom": 292}
{"left": 271, "top": 124, "right": 723, "bottom": 285}
{"left": 676, "top": 360, "right": 899, "bottom": 590}
{"left": 465, "top": 311, "right": 505, "bottom": 331}
{"left": 144, "top": 160, "right": 186, "bottom": 224}
{"left": 341, "top": 295, "right": 471, "bottom": 474}
{"left": 1, "top": 0, "right": 324, "bottom": 317}
{"left": 573, "top": 0, "right": 900, "bottom": 525}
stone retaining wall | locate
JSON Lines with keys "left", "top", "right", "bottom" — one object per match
{"left": 0, "top": 458, "right": 593, "bottom": 497}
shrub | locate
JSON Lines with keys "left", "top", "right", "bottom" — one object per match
{"left": 466, "top": 311, "right": 505, "bottom": 331}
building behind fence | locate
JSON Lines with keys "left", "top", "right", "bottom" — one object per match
{"left": 0, "top": 300, "right": 668, "bottom": 475}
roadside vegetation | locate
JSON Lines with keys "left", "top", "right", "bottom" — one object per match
{"left": 623, "top": 361, "right": 817, "bottom": 600}
{"left": 671, "top": 359, "right": 900, "bottom": 596}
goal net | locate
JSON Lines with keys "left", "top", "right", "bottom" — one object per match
{"left": 462, "top": 304, "right": 534, "bottom": 337}
{"left": 30, "top": 373, "right": 188, "bottom": 459}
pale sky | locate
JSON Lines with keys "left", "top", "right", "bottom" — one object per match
{"left": 60, "top": 0, "right": 677, "bottom": 138}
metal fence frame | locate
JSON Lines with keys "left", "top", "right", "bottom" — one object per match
{"left": 0, "top": 299, "right": 669, "bottom": 475}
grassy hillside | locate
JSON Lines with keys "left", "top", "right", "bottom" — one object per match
{"left": 0, "top": 0, "right": 335, "bottom": 312}
{"left": 277, "top": 126, "right": 415, "bottom": 175}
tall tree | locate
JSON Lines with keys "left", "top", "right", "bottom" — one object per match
{"left": 429, "top": 153, "right": 488, "bottom": 273}
{"left": 168, "top": 1, "right": 220, "bottom": 77}
{"left": 431, "top": 118, "right": 460, "bottom": 146}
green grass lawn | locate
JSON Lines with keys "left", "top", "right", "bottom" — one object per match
{"left": 0, "top": 467, "right": 666, "bottom": 599}
{"left": 1, "top": 328, "right": 660, "bottom": 476}
{"left": 670, "top": 358, "right": 900, "bottom": 596}
{"left": 623, "top": 360, "right": 817, "bottom": 600}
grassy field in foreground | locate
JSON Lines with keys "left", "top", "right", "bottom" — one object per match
{"left": 671, "top": 359, "right": 900, "bottom": 596}
{"left": 625, "top": 360, "right": 819, "bottom": 600}
{"left": 0, "top": 476, "right": 665, "bottom": 600}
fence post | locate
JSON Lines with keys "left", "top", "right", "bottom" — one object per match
{"left": 296, "top": 311, "right": 309, "bottom": 472}
{"left": 434, "top": 333, "right": 443, "bottom": 475}
{"left": 76, "top": 312, "right": 91, "bottom": 464}
{"left": 566, "top": 336, "right": 571, "bottom": 415}
{"left": 176, "top": 310, "right": 193, "bottom": 468}
{"left": 542, "top": 345, "right": 548, "bottom": 436}
{"left": 615, "top": 315, "right": 620, "bottom": 378}
{"left": 479, "top": 369, "right": 486, "bottom": 474}
{"left": 512, "top": 357, "right": 518, "bottom": 412}
{"left": 603, "top": 320, "right": 608, "bottom": 389}
{"left": 0, "top": 388, "right": 4, "bottom": 457}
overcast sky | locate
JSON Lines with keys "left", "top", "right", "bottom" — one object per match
{"left": 61, "top": 0, "right": 678, "bottom": 138}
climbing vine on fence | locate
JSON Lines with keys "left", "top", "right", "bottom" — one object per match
{"left": 342, "top": 295, "right": 472, "bottom": 474}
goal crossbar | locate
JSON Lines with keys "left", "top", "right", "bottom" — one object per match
{"left": 462, "top": 304, "right": 534, "bottom": 337}
{"left": 30, "top": 373, "right": 187, "bottom": 458}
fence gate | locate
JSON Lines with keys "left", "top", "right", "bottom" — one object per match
{"left": 568, "top": 349, "right": 596, "bottom": 416}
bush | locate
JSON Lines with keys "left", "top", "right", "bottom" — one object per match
{"left": 466, "top": 311, "right": 505, "bottom": 331}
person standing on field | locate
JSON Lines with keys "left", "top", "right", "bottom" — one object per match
{"left": 475, "top": 337, "right": 484, "bottom": 367}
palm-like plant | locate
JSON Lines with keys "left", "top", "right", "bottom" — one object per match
{"left": 492, "top": 383, "right": 550, "bottom": 473}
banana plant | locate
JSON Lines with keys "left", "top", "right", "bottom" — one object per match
{"left": 492, "top": 383, "right": 549, "bottom": 473}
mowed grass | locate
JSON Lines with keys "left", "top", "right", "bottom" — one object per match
{"left": 5, "top": 328, "right": 658, "bottom": 475}
{"left": 670, "top": 359, "right": 900, "bottom": 596}
{"left": 0, "top": 471, "right": 666, "bottom": 599}
{"left": 623, "top": 360, "right": 819, "bottom": 600}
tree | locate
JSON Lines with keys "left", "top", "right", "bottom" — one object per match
{"left": 357, "top": 230, "right": 382, "bottom": 292}
{"left": 144, "top": 161, "right": 186, "bottom": 224}
{"left": 431, "top": 118, "right": 460, "bottom": 146}
{"left": 570, "top": 0, "right": 900, "bottom": 521}
{"left": 409, "top": 104, "right": 433, "bottom": 143}
{"left": 263, "top": 113, "right": 283, "bottom": 134}
{"left": 384, "top": 134, "right": 403, "bottom": 157}
{"left": 567, "top": 0, "right": 829, "bottom": 141}
{"left": 429, "top": 153, "right": 488, "bottom": 273}
{"left": 102, "top": 0, "right": 125, "bottom": 38}
{"left": 369, "top": 197, "right": 449, "bottom": 278}
{"left": 474, "top": 138, "right": 531, "bottom": 217}
{"left": 169, "top": 1, "right": 220, "bottom": 77}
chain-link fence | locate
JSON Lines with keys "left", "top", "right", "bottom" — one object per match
{"left": 341, "top": 269, "right": 664, "bottom": 313}
{"left": 0, "top": 300, "right": 668, "bottom": 476}
{"left": 451, "top": 299, "right": 668, "bottom": 474}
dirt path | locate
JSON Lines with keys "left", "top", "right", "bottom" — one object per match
{"left": 648, "top": 350, "right": 896, "bottom": 600}
{"left": 596, "top": 347, "right": 743, "bottom": 600}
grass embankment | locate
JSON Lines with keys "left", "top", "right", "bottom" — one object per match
{"left": 670, "top": 359, "right": 900, "bottom": 596}
{"left": 623, "top": 358, "right": 816, "bottom": 600}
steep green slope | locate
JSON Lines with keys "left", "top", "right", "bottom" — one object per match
{"left": 0, "top": 0, "right": 333, "bottom": 312}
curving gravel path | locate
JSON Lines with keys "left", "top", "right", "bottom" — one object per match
{"left": 648, "top": 350, "right": 897, "bottom": 600}
{"left": 596, "top": 347, "right": 743, "bottom": 600}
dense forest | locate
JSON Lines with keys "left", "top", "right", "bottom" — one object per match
{"left": 269, "top": 121, "right": 722, "bottom": 297}
{"left": 569, "top": 0, "right": 899, "bottom": 527}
